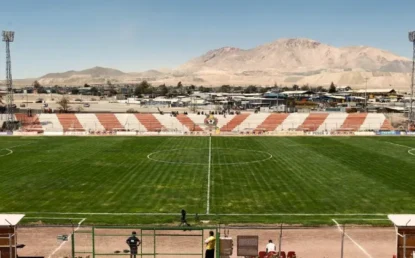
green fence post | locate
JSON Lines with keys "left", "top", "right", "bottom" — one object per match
{"left": 71, "top": 233, "right": 75, "bottom": 258}
{"left": 92, "top": 226, "right": 95, "bottom": 258}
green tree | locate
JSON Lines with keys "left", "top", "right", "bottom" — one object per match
{"left": 220, "top": 85, "right": 231, "bottom": 93}
{"left": 157, "top": 84, "right": 168, "bottom": 96}
{"left": 71, "top": 88, "right": 80, "bottom": 95}
{"left": 57, "top": 96, "right": 71, "bottom": 113}
{"left": 292, "top": 84, "right": 300, "bottom": 91}
{"left": 329, "top": 82, "right": 336, "bottom": 93}
{"left": 90, "top": 87, "right": 99, "bottom": 96}
{"left": 244, "top": 85, "right": 258, "bottom": 93}
{"left": 301, "top": 84, "right": 310, "bottom": 91}
{"left": 32, "top": 80, "right": 41, "bottom": 89}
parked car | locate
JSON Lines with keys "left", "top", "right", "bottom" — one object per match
{"left": 20, "top": 104, "right": 26, "bottom": 107}
{"left": 35, "top": 99, "right": 43, "bottom": 103}
{"left": 83, "top": 103, "right": 90, "bottom": 107}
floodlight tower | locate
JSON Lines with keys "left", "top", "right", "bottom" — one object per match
{"left": 409, "top": 31, "right": 415, "bottom": 124}
{"left": 2, "top": 31, "right": 15, "bottom": 131}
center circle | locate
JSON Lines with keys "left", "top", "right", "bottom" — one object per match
{"left": 147, "top": 148, "right": 272, "bottom": 165}
{"left": 0, "top": 149, "right": 13, "bottom": 157}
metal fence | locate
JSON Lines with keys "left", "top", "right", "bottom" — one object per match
{"left": 14, "top": 224, "right": 397, "bottom": 258}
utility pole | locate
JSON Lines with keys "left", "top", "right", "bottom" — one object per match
{"left": 409, "top": 31, "right": 415, "bottom": 128}
{"left": 2, "top": 31, "right": 15, "bottom": 131}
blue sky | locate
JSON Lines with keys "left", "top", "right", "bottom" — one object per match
{"left": 0, "top": 0, "right": 414, "bottom": 79}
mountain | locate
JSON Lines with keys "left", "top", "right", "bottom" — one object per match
{"left": 15, "top": 38, "right": 413, "bottom": 89}
{"left": 36, "top": 66, "right": 127, "bottom": 85}
{"left": 179, "top": 39, "right": 412, "bottom": 73}
{"left": 175, "top": 38, "right": 412, "bottom": 89}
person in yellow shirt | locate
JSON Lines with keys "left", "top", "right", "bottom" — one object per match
{"left": 204, "top": 231, "right": 215, "bottom": 258}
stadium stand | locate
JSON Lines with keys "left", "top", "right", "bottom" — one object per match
{"left": 297, "top": 113, "right": 329, "bottom": 131}
{"left": 255, "top": 113, "right": 289, "bottom": 132}
{"left": 339, "top": 113, "right": 368, "bottom": 131}
{"left": 95, "top": 113, "right": 123, "bottom": 131}
{"left": 359, "top": 113, "right": 385, "bottom": 131}
{"left": 154, "top": 114, "right": 189, "bottom": 132}
{"left": 57, "top": 114, "right": 84, "bottom": 131}
{"left": 135, "top": 114, "right": 164, "bottom": 131}
{"left": 12, "top": 113, "right": 395, "bottom": 133}
{"left": 14, "top": 114, "right": 43, "bottom": 131}
{"left": 276, "top": 113, "right": 309, "bottom": 131}
{"left": 175, "top": 114, "right": 203, "bottom": 131}
{"left": 114, "top": 114, "right": 146, "bottom": 131}
{"left": 38, "top": 114, "right": 64, "bottom": 131}
{"left": 235, "top": 113, "right": 269, "bottom": 132}
{"left": 380, "top": 118, "right": 394, "bottom": 130}
{"left": 220, "top": 113, "right": 250, "bottom": 132}
{"left": 317, "top": 113, "right": 348, "bottom": 132}
{"left": 76, "top": 114, "right": 105, "bottom": 132}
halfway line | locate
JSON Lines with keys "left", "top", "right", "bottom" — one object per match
{"left": 207, "top": 135, "right": 212, "bottom": 214}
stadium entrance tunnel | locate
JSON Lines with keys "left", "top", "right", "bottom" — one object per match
{"left": 147, "top": 148, "right": 272, "bottom": 165}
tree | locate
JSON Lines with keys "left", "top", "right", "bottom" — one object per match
{"left": 84, "top": 83, "right": 90, "bottom": 87}
{"left": 329, "top": 82, "right": 336, "bottom": 93}
{"left": 292, "top": 84, "right": 300, "bottom": 91}
{"left": 260, "top": 87, "right": 271, "bottom": 94}
{"left": 244, "top": 85, "right": 258, "bottom": 93}
{"left": 134, "top": 80, "right": 152, "bottom": 97}
{"left": 90, "top": 87, "right": 99, "bottom": 96}
{"left": 157, "top": 84, "right": 168, "bottom": 96}
{"left": 71, "top": 88, "right": 80, "bottom": 95}
{"left": 301, "top": 84, "right": 310, "bottom": 91}
{"left": 220, "top": 85, "right": 231, "bottom": 93}
{"left": 33, "top": 80, "right": 41, "bottom": 90}
{"left": 106, "top": 80, "right": 117, "bottom": 96}
{"left": 57, "top": 96, "right": 71, "bottom": 113}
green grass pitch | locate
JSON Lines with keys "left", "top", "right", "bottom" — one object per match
{"left": 1, "top": 136, "right": 415, "bottom": 225}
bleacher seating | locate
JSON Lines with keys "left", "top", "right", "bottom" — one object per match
{"left": 10, "top": 112, "right": 395, "bottom": 133}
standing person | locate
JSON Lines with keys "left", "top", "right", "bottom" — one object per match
{"left": 205, "top": 231, "right": 215, "bottom": 258}
{"left": 126, "top": 231, "right": 141, "bottom": 258}
{"left": 266, "top": 239, "right": 276, "bottom": 253}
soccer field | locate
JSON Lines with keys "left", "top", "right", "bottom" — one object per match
{"left": 1, "top": 136, "right": 415, "bottom": 225}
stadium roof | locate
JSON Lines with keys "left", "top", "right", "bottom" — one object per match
{"left": 388, "top": 214, "right": 415, "bottom": 227}
{"left": 281, "top": 90, "right": 313, "bottom": 95}
{"left": 353, "top": 89, "right": 395, "bottom": 93}
{"left": 0, "top": 214, "right": 25, "bottom": 226}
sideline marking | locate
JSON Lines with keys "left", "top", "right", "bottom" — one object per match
{"left": 47, "top": 218, "right": 86, "bottom": 258}
{"left": 207, "top": 136, "right": 212, "bottom": 214}
{"left": 12, "top": 212, "right": 387, "bottom": 216}
{"left": 332, "top": 219, "right": 373, "bottom": 258}
{"left": 147, "top": 148, "right": 272, "bottom": 165}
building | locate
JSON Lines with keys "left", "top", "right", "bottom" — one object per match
{"left": 351, "top": 89, "right": 397, "bottom": 98}
{"left": 0, "top": 214, "right": 25, "bottom": 258}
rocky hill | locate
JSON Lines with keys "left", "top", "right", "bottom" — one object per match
{"left": 12, "top": 38, "right": 413, "bottom": 90}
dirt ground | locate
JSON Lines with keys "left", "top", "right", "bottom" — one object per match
{"left": 16, "top": 225, "right": 396, "bottom": 258}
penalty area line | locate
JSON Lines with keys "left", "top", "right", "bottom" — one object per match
{"left": 47, "top": 218, "right": 86, "bottom": 258}
{"left": 332, "top": 219, "right": 373, "bottom": 258}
